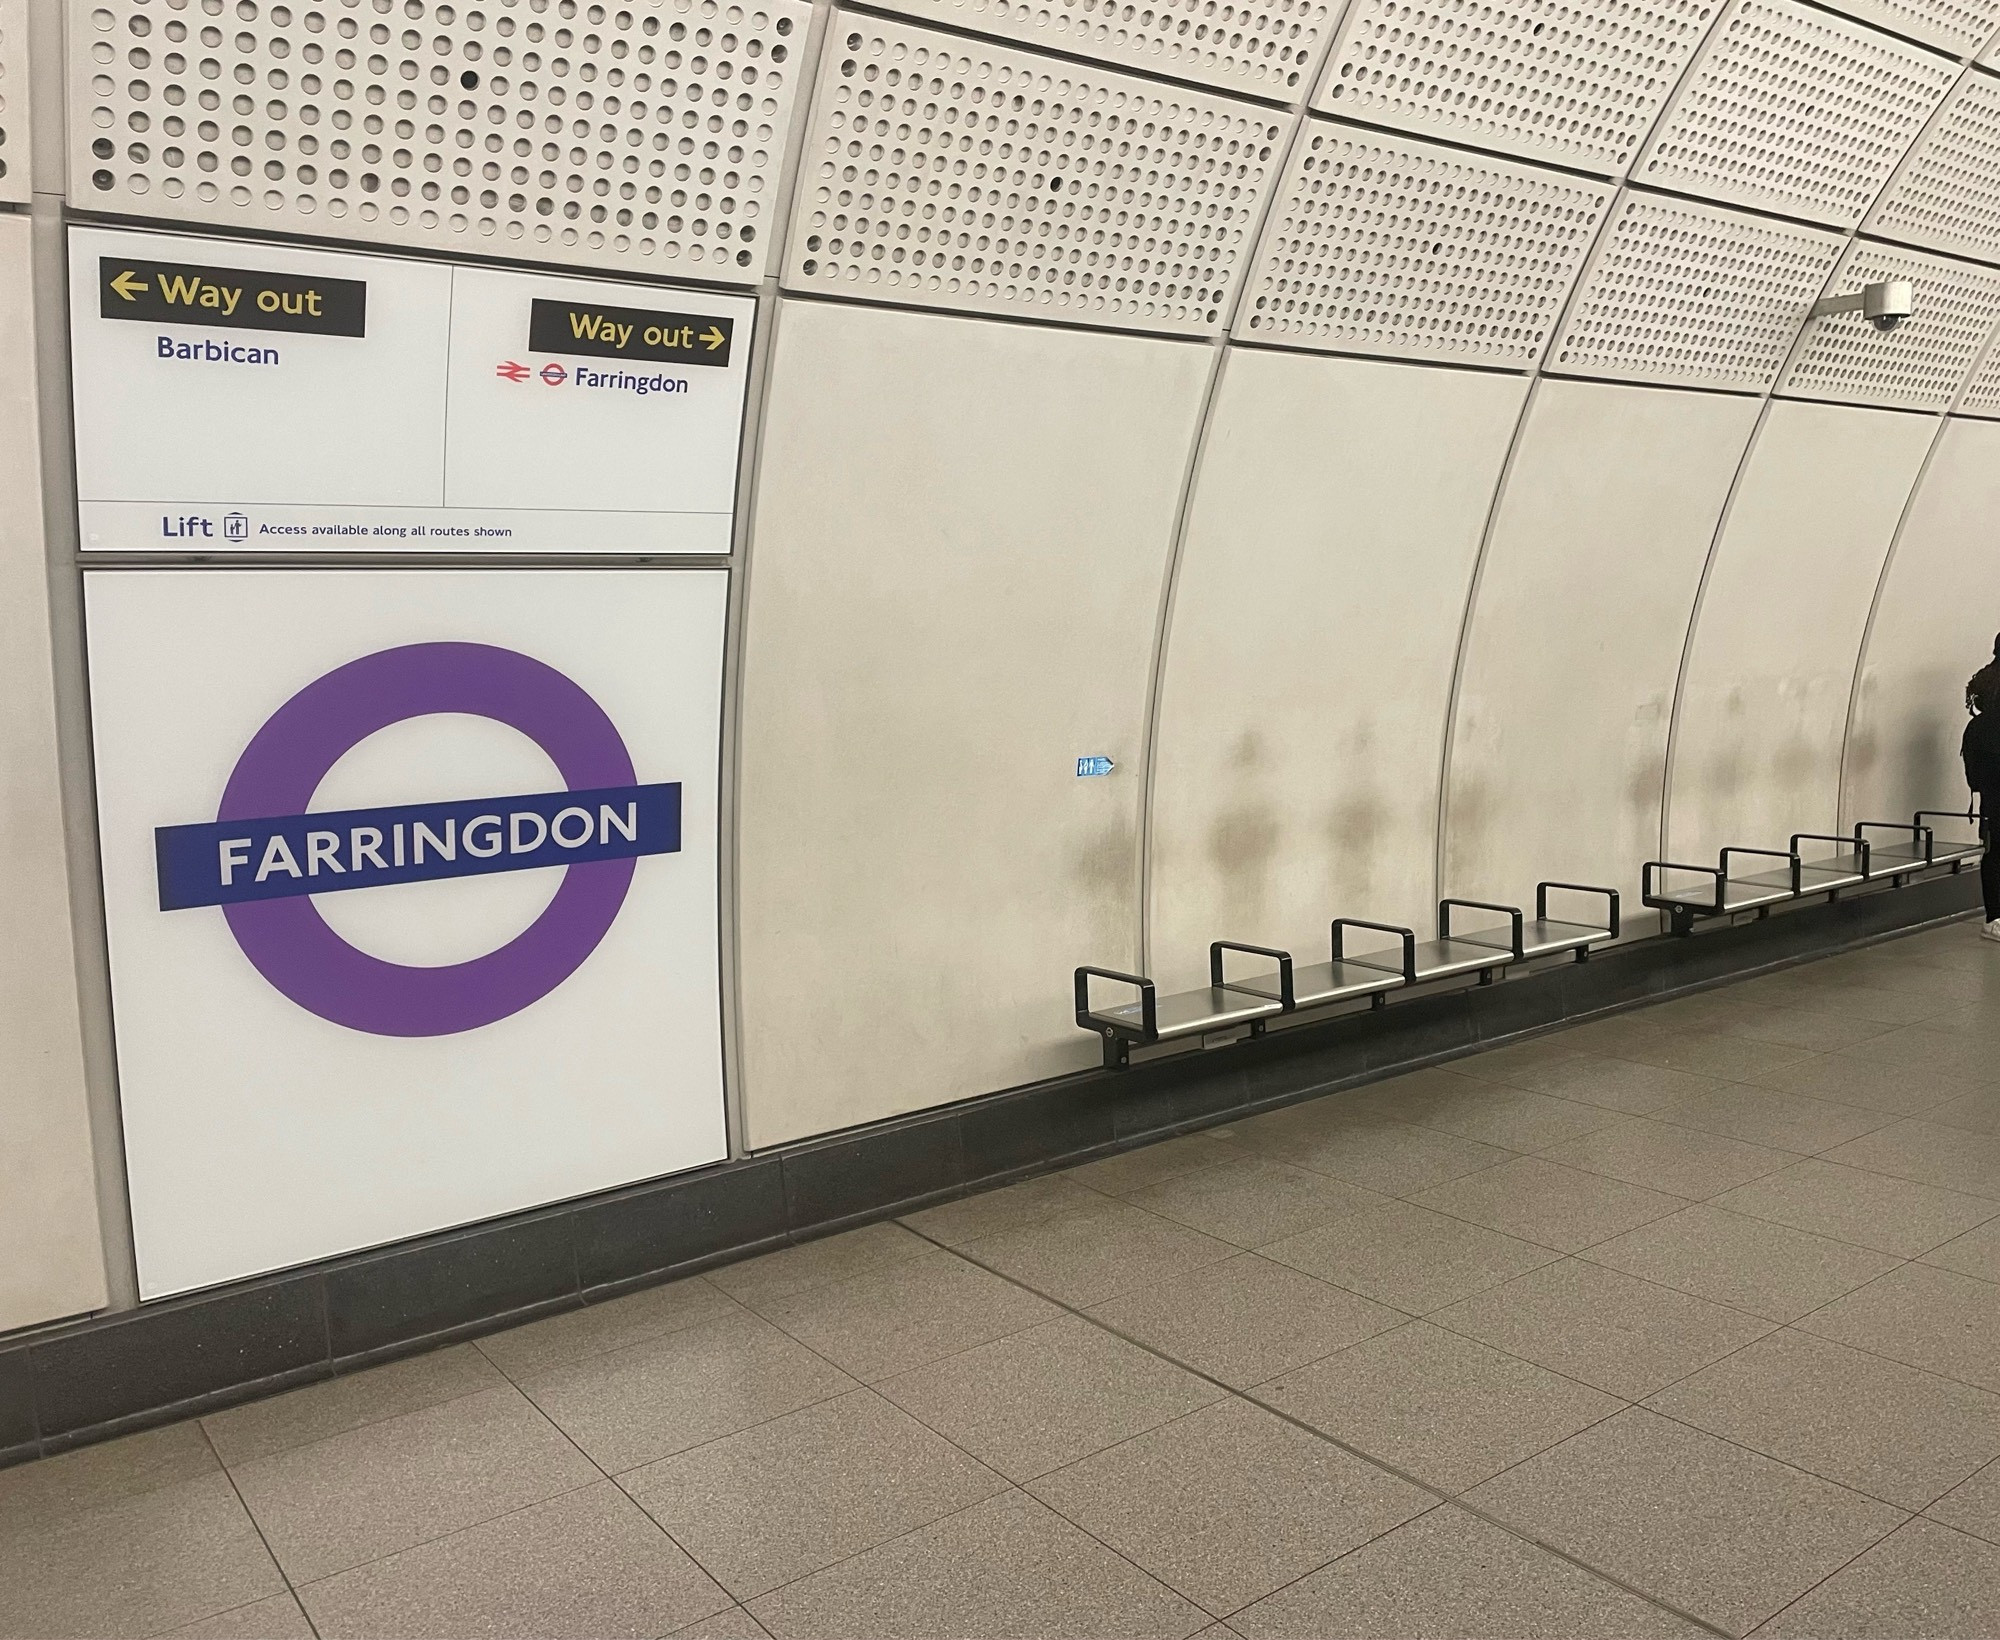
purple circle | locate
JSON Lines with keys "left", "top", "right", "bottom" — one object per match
{"left": 218, "top": 642, "right": 637, "bottom": 1037}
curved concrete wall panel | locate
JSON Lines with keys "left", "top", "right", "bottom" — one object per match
{"left": 1667, "top": 401, "right": 1939, "bottom": 863}
{"left": 0, "top": 212, "right": 107, "bottom": 1330}
{"left": 1148, "top": 350, "right": 1527, "bottom": 987}
{"left": 1845, "top": 415, "right": 2000, "bottom": 824}
{"left": 1442, "top": 380, "right": 1761, "bottom": 913}
{"left": 736, "top": 300, "right": 1208, "bottom": 1147}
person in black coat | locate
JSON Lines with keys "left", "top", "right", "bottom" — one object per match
{"left": 1964, "top": 635, "right": 2000, "bottom": 940}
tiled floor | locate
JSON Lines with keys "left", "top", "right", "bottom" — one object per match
{"left": 10, "top": 921, "right": 2000, "bottom": 1638}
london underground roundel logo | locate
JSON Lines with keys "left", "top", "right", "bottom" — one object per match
{"left": 153, "top": 643, "right": 680, "bottom": 1038}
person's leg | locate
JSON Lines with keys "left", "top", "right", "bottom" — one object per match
{"left": 1982, "top": 801, "right": 2000, "bottom": 925}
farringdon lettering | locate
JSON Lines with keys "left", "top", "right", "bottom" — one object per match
{"left": 155, "top": 782, "right": 679, "bottom": 911}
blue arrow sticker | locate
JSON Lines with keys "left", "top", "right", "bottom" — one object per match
{"left": 1076, "top": 756, "right": 1115, "bottom": 777}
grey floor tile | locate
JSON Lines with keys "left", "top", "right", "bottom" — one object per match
{"left": 1581, "top": 1204, "right": 1901, "bottom": 1323}
{"left": 1231, "top": 1504, "right": 1708, "bottom": 1639}
{"left": 1754, "top": 1517, "right": 2000, "bottom": 1639}
{"left": 1921, "top": 1088, "right": 2000, "bottom": 1137}
{"left": 204, "top": 1343, "right": 504, "bottom": 1466}
{"left": 1261, "top": 1202, "right": 1559, "bottom": 1315}
{"left": 1746, "top": 1053, "right": 1977, "bottom": 1117}
{"left": 1819, "top": 1120, "right": 2000, "bottom": 1202}
{"left": 1648, "top": 1329, "right": 2000, "bottom": 1510}
{"left": 155, "top": 1591, "right": 316, "bottom": 1638}
{"left": 1478, "top": 1053, "right": 1735, "bottom": 1116}
{"left": 1088, "top": 1254, "right": 1404, "bottom": 1390}
{"left": 1922, "top": 1217, "right": 2000, "bottom": 1282}
{"left": 299, "top": 1480, "right": 728, "bottom": 1639}
{"left": 1431, "top": 1259, "right": 1774, "bottom": 1400}
{"left": 1606, "top": 1031, "right": 1814, "bottom": 1083}
{"left": 901, "top": 1175, "right": 1113, "bottom": 1249}
{"left": 1840, "top": 1027, "right": 2000, "bottom": 1085}
{"left": 1550, "top": 1015, "right": 1683, "bottom": 1060}
{"left": 747, "top": 1489, "right": 1208, "bottom": 1640}
{"left": 1714, "top": 1001, "right": 1900, "bottom": 1054}
{"left": 669, "top": 1609, "right": 773, "bottom": 1640}
{"left": 1243, "top": 1114, "right": 1513, "bottom": 1197}
{"left": 1065, "top": 1131, "right": 1251, "bottom": 1196}
{"left": 1773, "top": 977, "right": 1957, "bottom": 1027}
{"left": 1463, "top": 1407, "right": 1904, "bottom": 1638}
{"left": 1259, "top": 1320, "right": 1623, "bottom": 1494}
{"left": 1409, "top": 1156, "right": 1685, "bottom": 1253}
{"left": 1124, "top": 1158, "right": 1387, "bottom": 1249}
{"left": 0, "top": 1471, "right": 284, "bottom": 1640}
{"left": 753, "top": 1247, "right": 1063, "bottom": 1380}
{"left": 1536, "top": 1119, "right": 1793, "bottom": 1200}
{"left": 622, "top": 1389, "right": 1004, "bottom": 1598}
{"left": 476, "top": 1277, "right": 741, "bottom": 1379}
{"left": 1708, "top": 1160, "right": 2000, "bottom": 1257}
{"left": 707, "top": 1221, "right": 933, "bottom": 1307}
{"left": 1027, "top": 1398, "right": 1429, "bottom": 1619}
{"left": 874, "top": 1315, "right": 1222, "bottom": 1482}
{"left": 1345, "top": 1071, "right": 1624, "bottom": 1151}
{"left": 961, "top": 1203, "right": 1238, "bottom": 1309}
{"left": 229, "top": 1383, "right": 600, "bottom": 1583}
{"left": 1445, "top": 1033, "right": 1590, "bottom": 1083}
{"left": 0, "top": 1419, "right": 217, "bottom": 1528}
{"left": 1647, "top": 1083, "right": 1893, "bottom": 1155}
{"left": 520, "top": 1308, "right": 857, "bottom": 1472}
{"left": 1798, "top": 1263, "right": 2000, "bottom": 1393}
{"left": 1929, "top": 1455, "right": 2000, "bottom": 1544}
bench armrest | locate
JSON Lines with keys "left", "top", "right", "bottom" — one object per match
{"left": 1331, "top": 919, "right": 1417, "bottom": 984}
{"left": 1210, "top": 942, "right": 1293, "bottom": 1010}
{"left": 1439, "top": 898, "right": 1524, "bottom": 960}
{"left": 1074, "top": 967, "right": 1155, "bottom": 1039}
{"left": 1536, "top": 881, "right": 1619, "bottom": 938}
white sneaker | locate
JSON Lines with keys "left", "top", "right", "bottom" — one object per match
{"left": 1983, "top": 920, "right": 2000, "bottom": 943}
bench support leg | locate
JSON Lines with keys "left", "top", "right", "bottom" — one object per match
{"left": 1370, "top": 992, "right": 1387, "bottom": 1011}
{"left": 1669, "top": 907, "right": 1696, "bottom": 937}
{"left": 1100, "top": 1032, "right": 1129, "bottom": 1071}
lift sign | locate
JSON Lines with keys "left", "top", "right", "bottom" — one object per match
{"left": 98, "top": 257, "right": 368, "bottom": 338}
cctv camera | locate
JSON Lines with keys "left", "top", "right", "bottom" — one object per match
{"left": 1864, "top": 279, "right": 1915, "bottom": 333}
{"left": 1809, "top": 278, "right": 1916, "bottom": 332}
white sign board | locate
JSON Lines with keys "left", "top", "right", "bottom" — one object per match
{"left": 70, "top": 226, "right": 754, "bottom": 555}
{"left": 87, "top": 568, "right": 728, "bottom": 1297}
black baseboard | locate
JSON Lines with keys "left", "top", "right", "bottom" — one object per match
{"left": 0, "top": 872, "right": 1980, "bottom": 1467}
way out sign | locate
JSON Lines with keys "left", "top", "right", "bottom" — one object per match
{"left": 69, "top": 225, "right": 755, "bottom": 555}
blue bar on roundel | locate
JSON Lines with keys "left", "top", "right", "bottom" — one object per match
{"left": 154, "top": 782, "right": 681, "bottom": 911}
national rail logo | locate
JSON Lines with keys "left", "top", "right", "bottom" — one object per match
{"left": 153, "top": 642, "right": 680, "bottom": 1037}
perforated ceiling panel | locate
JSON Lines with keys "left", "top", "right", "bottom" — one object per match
{"left": 0, "top": 0, "right": 27, "bottom": 202}
{"left": 1959, "top": 332, "right": 2000, "bottom": 415}
{"left": 1868, "top": 70, "right": 2000, "bottom": 262}
{"left": 1546, "top": 194, "right": 1842, "bottom": 392}
{"left": 1637, "top": 0, "right": 1957, "bottom": 228}
{"left": 860, "top": 0, "right": 1331, "bottom": 102}
{"left": 1816, "top": 0, "right": 2000, "bottom": 58}
{"left": 1310, "top": 0, "right": 1718, "bottom": 178}
{"left": 1232, "top": 123, "right": 1611, "bottom": 368}
{"left": 783, "top": 16, "right": 1284, "bottom": 335}
{"left": 68, "top": 0, "right": 812, "bottom": 281}
{"left": 1778, "top": 243, "right": 2000, "bottom": 408}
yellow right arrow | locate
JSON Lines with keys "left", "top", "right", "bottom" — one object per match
{"left": 109, "top": 269, "right": 149, "bottom": 301}
{"left": 701, "top": 325, "right": 726, "bottom": 351}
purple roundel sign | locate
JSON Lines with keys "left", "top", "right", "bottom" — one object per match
{"left": 154, "top": 643, "right": 682, "bottom": 1038}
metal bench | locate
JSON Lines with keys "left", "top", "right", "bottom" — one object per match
{"left": 1074, "top": 882, "right": 1618, "bottom": 1069}
{"left": 1646, "top": 811, "right": 1984, "bottom": 935}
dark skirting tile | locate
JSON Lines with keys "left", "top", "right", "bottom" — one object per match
{"left": 31, "top": 1280, "right": 328, "bottom": 1439}
{"left": 961, "top": 1081, "right": 1116, "bottom": 1179}
{"left": 782, "top": 1118, "right": 967, "bottom": 1226}
{"left": 575, "top": 1157, "right": 788, "bottom": 1292}
{"left": 0, "top": 1348, "right": 37, "bottom": 1455}
{"left": 328, "top": 1214, "right": 576, "bottom": 1361}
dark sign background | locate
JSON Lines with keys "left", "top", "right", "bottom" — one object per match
{"left": 99, "top": 258, "right": 368, "bottom": 336}
{"left": 528, "top": 298, "right": 735, "bottom": 368}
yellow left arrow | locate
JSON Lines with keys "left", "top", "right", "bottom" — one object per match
{"left": 109, "top": 269, "right": 149, "bottom": 301}
{"left": 701, "top": 325, "right": 726, "bottom": 351}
